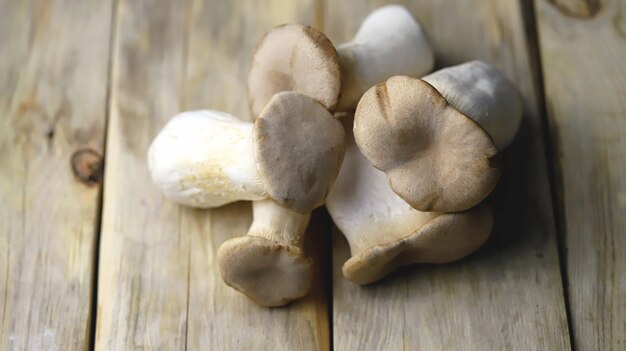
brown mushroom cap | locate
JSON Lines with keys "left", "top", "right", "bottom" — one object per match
{"left": 218, "top": 236, "right": 313, "bottom": 307}
{"left": 248, "top": 24, "right": 341, "bottom": 118}
{"left": 354, "top": 76, "right": 500, "bottom": 212}
{"left": 254, "top": 91, "right": 345, "bottom": 213}
{"left": 343, "top": 204, "right": 493, "bottom": 285}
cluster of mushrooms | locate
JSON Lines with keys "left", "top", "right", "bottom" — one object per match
{"left": 148, "top": 5, "right": 523, "bottom": 307}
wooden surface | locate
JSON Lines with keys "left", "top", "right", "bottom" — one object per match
{"left": 0, "top": 0, "right": 112, "bottom": 349}
{"left": 95, "top": 0, "right": 328, "bottom": 350}
{"left": 326, "top": 1, "right": 570, "bottom": 349}
{"left": 536, "top": 0, "right": 626, "bottom": 349}
{"left": 1, "top": 0, "right": 624, "bottom": 350}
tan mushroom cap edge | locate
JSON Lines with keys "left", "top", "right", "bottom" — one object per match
{"left": 343, "top": 204, "right": 494, "bottom": 285}
{"left": 248, "top": 24, "right": 342, "bottom": 118}
{"left": 354, "top": 76, "right": 500, "bottom": 213}
{"left": 254, "top": 91, "right": 345, "bottom": 213}
{"left": 218, "top": 236, "right": 313, "bottom": 307}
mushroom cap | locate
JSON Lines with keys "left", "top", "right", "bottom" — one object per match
{"left": 248, "top": 24, "right": 341, "bottom": 118}
{"left": 354, "top": 76, "right": 500, "bottom": 212}
{"left": 218, "top": 236, "right": 313, "bottom": 307}
{"left": 254, "top": 91, "right": 345, "bottom": 213}
{"left": 343, "top": 204, "right": 493, "bottom": 285}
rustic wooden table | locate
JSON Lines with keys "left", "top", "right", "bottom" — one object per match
{"left": 1, "top": 0, "right": 624, "bottom": 350}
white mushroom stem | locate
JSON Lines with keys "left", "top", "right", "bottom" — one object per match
{"left": 247, "top": 199, "right": 311, "bottom": 246}
{"left": 326, "top": 123, "right": 437, "bottom": 255}
{"left": 422, "top": 60, "right": 523, "bottom": 150}
{"left": 147, "top": 110, "right": 266, "bottom": 208}
{"left": 336, "top": 5, "right": 434, "bottom": 111}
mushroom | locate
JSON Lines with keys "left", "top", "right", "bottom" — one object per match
{"left": 218, "top": 199, "right": 312, "bottom": 306}
{"left": 354, "top": 61, "right": 522, "bottom": 213}
{"left": 326, "top": 117, "right": 493, "bottom": 285}
{"left": 148, "top": 91, "right": 345, "bottom": 213}
{"left": 147, "top": 109, "right": 265, "bottom": 208}
{"left": 247, "top": 5, "right": 434, "bottom": 116}
{"left": 247, "top": 24, "right": 341, "bottom": 118}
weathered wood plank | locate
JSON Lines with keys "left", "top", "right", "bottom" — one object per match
{"left": 536, "top": 0, "right": 626, "bottom": 349}
{"left": 325, "top": 1, "right": 571, "bottom": 349}
{"left": 96, "top": 0, "right": 329, "bottom": 349}
{"left": 183, "top": 2, "right": 329, "bottom": 349}
{"left": 96, "top": 2, "right": 191, "bottom": 348}
{"left": 0, "top": 0, "right": 113, "bottom": 349}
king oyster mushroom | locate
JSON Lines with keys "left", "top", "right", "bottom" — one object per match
{"left": 218, "top": 199, "right": 313, "bottom": 306}
{"left": 326, "top": 117, "right": 493, "bottom": 285}
{"left": 354, "top": 60, "right": 522, "bottom": 213}
{"left": 148, "top": 91, "right": 345, "bottom": 213}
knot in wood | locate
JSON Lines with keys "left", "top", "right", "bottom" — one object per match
{"left": 71, "top": 148, "right": 103, "bottom": 186}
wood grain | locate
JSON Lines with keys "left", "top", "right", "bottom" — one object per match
{"left": 536, "top": 0, "right": 626, "bottom": 349}
{"left": 0, "top": 0, "right": 112, "bottom": 349}
{"left": 325, "top": 0, "right": 571, "bottom": 349}
{"left": 96, "top": 0, "right": 329, "bottom": 349}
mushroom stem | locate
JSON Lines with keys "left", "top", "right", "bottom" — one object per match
{"left": 247, "top": 199, "right": 310, "bottom": 246}
{"left": 421, "top": 60, "right": 523, "bottom": 149}
{"left": 335, "top": 5, "right": 434, "bottom": 111}
{"left": 218, "top": 199, "right": 313, "bottom": 307}
{"left": 326, "top": 118, "right": 493, "bottom": 285}
{"left": 338, "top": 211, "right": 438, "bottom": 256}
{"left": 148, "top": 110, "right": 266, "bottom": 208}
{"left": 326, "top": 123, "right": 436, "bottom": 254}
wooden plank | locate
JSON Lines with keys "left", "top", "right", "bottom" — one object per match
{"left": 96, "top": 0, "right": 329, "bottom": 349}
{"left": 535, "top": 0, "right": 626, "bottom": 349}
{"left": 325, "top": 1, "right": 571, "bottom": 349}
{"left": 0, "top": 0, "right": 113, "bottom": 349}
